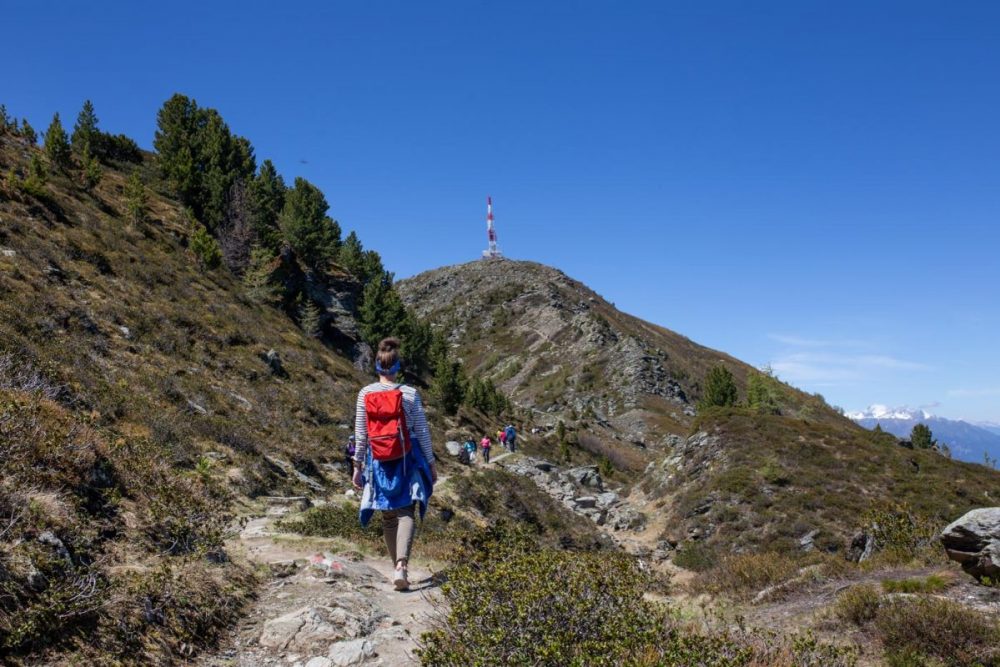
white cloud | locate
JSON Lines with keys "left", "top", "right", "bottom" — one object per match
{"left": 769, "top": 351, "right": 930, "bottom": 386}
{"left": 767, "top": 334, "right": 870, "bottom": 348}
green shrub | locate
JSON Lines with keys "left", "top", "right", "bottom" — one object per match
{"left": 833, "top": 583, "right": 882, "bottom": 626}
{"left": 880, "top": 573, "right": 953, "bottom": 594}
{"left": 874, "top": 597, "right": 1000, "bottom": 666}
{"left": 673, "top": 541, "right": 717, "bottom": 572}
{"left": 695, "top": 552, "right": 800, "bottom": 600}
{"left": 277, "top": 502, "right": 388, "bottom": 553}
{"left": 190, "top": 223, "right": 222, "bottom": 270}
{"left": 420, "top": 523, "right": 856, "bottom": 666}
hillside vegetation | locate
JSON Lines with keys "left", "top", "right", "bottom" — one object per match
{"left": 0, "top": 114, "right": 379, "bottom": 661}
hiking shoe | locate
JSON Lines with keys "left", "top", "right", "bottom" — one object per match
{"left": 393, "top": 565, "right": 409, "bottom": 591}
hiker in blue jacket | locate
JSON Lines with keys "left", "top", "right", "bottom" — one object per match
{"left": 505, "top": 424, "right": 517, "bottom": 452}
{"left": 352, "top": 337, "right": 436, "bottom": 591}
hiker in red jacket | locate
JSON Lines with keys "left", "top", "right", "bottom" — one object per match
{"left": 480, "top": 435, "right": 492, "bottom": 464}
{"left": 353, "top": 337, "right": 437, "bottom": 591}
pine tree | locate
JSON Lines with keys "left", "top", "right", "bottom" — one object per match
{"left": 80, "top": 145, "right": 102, "bottom": 191}
{"left": 243, "top": 247, "right": 280, "bottom": 303}
{"left": 71, "top": 100, "right": 99, "bottom": 154}
{"left": 20, "top": 154, "right": 47, "bottom": 197}
{"left": 124, "top": 171, "right": 147, "bottom": 227}
{"left": 20, "top": 119, "right": 37, "bottom": 145}
{"left": 0, "top": 105, "right": 11, "bottom": 133}
{"left": 44, "top": 113, "right": 71, "bottom": 169}
{"left": 911, "top": 423, "right": 934, "bottom": 450}
{"left": 698, "top": 365, "right": 738, "bottom": 409}
{"left": 249, "top": 159, "right": 286, "bottom": 251}
{"left": 432, "top": 359, "right": 465, "bottom": 416}
{"left": 339, "top": 231, "right": 365, "bottom": 277}
{"left": 297, "top": 294, "right": 322, "bottom": 338}
{"left": 190, "top": 223, "right": 222, "bottom": 270}
{"left": 556, "top": 419, "right": 566, "bottom": 444}
{"left": 154, "top": 94, "right": 201, "bottom": 207}
{"left": 279, "top": 177, "right": 341, "bottom": 270}
{"left": 358, "top": 272, "right": 407, "bottom": 347}
{"left": 746, "top": 370, "right": 780, "bottom": 414}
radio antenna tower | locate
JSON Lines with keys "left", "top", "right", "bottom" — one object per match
{"left": 482, "top": 196, "right": 503, "bottom": 259}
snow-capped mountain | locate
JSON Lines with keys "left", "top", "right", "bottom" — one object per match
{"left": 849, "top": 405, "right": 1000, "bottom": 466}
{"left": 846, "top": 405, "right": 932, "bottom": 421}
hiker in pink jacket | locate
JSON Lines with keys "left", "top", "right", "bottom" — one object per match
{"left": 480, "top": 435, "right": 492, "bottom": 464}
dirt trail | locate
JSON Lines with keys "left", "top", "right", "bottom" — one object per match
{"left": 198, "top": 502, "right": 442, "bottom": 667}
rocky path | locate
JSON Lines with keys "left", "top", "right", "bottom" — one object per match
{"left": 198, "top": 500, "right": 443, "bottom": 667}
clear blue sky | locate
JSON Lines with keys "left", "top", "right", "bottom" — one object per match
{"left": 6, "top": 1, "right": 999, "bottom": 422}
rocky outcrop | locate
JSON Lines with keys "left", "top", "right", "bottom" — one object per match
{"left": 940, "top": 507, "right": 1000, "bottom": 580}
{"left": 502, "top": 457, "right": 645, "bottom": 531}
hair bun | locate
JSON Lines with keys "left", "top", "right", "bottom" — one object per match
{"left": 378, "top": 336, "right": 401, "bottom": 353}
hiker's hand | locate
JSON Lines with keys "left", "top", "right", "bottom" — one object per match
{"left": 352, "top": 466, "right": 363, "bottom": 490}
{"left": 430, "top": 463, "right": 438, "bottom": 483}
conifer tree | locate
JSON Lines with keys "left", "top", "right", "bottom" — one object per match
{"left": 249, "top": 159, "right": 286, "bottom": 251}
{"left": 154, "top": 94, "right": 200, "bottom": 204}
{"left": 190, "top": 223, "right": 222, "bottom": 270}
{"left": 279, "top": 177, "right": 341, "bottom": 270}
{"left": 80, "top": 145, "right": 102, "bottom": 191}
{"left": 71, "top": 100, "right": 99, "bottom": 154}
{"left": 911, "top": 423, "right": 934, "bottom": 449}
{"left": 20, "top": 119, "right": 37, "bottom": 145}
{"left": 20, "top": 154, "right": 48, "bottom": 197}
{"left": 358, "top": 273, "right": 408, "bottom": 347}
{"left": 432, "top": 358, "right": 465, "bottom": 416}
{"left": 243, "top": 247, "right": 280, "bottom": 303}
{"left": 44, "top": 113, "right": 71, "bottom": 169}
{"left": 339, "top": 231, "right": 366, "bottom": 277}
{"left": 698, "top": 365, "right": 738, "bottom": 409}
{"left": 297, "top": 294, "right": 322, "bottom": 338}
{"left": 0, "top": 105, "right": 11, "bottom": 133}
{"left": 124, "top": 171, "right": 147, "bottom": 227}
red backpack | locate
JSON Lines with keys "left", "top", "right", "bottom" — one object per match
{"left": 364, "top": 389, "right": 412, "bottom": 461}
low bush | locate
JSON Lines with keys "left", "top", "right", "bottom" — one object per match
{"left": 833, "top": 583, "right": 882, "bottom": 626}
{"left": 693, "top": 552, "right": 801, "bottom": 600}
{"left": 880, "top": 573, "right": 954, "bottom": 594}
{"left": 277, "top": 503, "right": 383, "bottom": 548}
{"left": 419, "top": 523, "right": 857, "bottom": 666}
{"left": 874, "top": 597, "right": 1000, "bottom": 666}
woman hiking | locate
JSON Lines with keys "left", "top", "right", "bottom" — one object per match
{"left": 352, "top": 337, "right": 437, "bottom": 591}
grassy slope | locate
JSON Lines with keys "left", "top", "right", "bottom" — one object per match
{"left": 0, "top": 135, "right": 369, "bottom": 663}
{"left": 654, "top": 408, "right": 1000, "bottom": 561}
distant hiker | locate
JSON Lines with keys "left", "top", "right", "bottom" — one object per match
{"left": 481, "top": 435, "right": 492, "bottom": 464}
{"left": 463, "top": 439, "right": 476, "bottom": 466}
{"left": 498, "top": 428, "right": 507, "bottom": 450}
{"left": 505, "top": 424, "right": 517, "bottom": 452}
{"left": 344, "top": 435, "right": 356, "bottom": 472}
{"left": 353, "top": 337, "right": 437, "bottom": 591}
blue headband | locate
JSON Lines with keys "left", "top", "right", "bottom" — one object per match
{"left": 375, "top": 359, "right": 401, "bottom": 375}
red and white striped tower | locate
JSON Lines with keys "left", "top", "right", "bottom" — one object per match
{"left": 482, "top": 196, "right": 502, "bottom": 259}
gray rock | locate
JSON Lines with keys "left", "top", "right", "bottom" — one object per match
{"left": 596, "top": 492, "right": 619, "bottom": 508}
{"left": 37, "top": 531, "right": 72, "bottom": 567}
{"left": 847, "top": 531, "right": 876, "bottom": 563}
{"left": 940, "top": 507, "right": 1000, "bottom": 580}
{"left": 799, "top": 529, "right": 819, "bottom": 552}
{"left": 304, "top": 658, "right": 333, "bottom": 667}
{"left": 608, "top": 507, "right": 646, "bottom": 531}
{"left": 327, "top": 638, "right": 374, "bottom": 666}
{"left": 262, "top": 349, "right": 286, "bottom": 376}
{"left": 0, "top": 248, "right": 16, "bottom": 257}
{"left": 445, "top": 441, "right": 463, "bottom": 457}
{"left": 259, "top": 606, "right": 361, "bottom": 651}
{"left": 566, "top": 465, "right": 603, "bottom": 490}
{"left": 574, "top": 496, "right": 597, "bottom": 509}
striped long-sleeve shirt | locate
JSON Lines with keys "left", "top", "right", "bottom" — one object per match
{"left": 353, "top": 382, "right": 434, "bottom": 466}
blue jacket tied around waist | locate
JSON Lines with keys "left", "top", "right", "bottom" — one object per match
{"left": 359, "top": 437, "right": 434, "bottom": 527}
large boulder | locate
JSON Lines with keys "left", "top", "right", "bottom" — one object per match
{"left": 445, "top": 441, "right": 463, "bottom": 457}
{"left": 940, "top": 507, "right": 1000, "bottom": 581}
